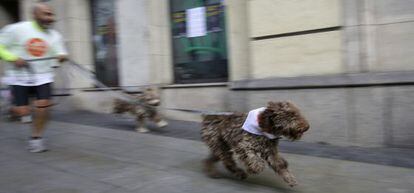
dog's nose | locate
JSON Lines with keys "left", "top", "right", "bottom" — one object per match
{"left": 305, "top": 125, "right": 310, "bottom": 131}
{"left": 302, "top": 123, "right": 310, "bottom": 132}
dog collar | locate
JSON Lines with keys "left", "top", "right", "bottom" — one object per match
{"left": 242, "top": 107, "right": 280, "bottom": 139}
{"left": 262, "top": 132, "right": 278, "bottom": 139}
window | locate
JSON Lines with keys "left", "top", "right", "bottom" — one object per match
{"left": 170, "top": 0, "right": 228, "bottom": 84}
{"left": 91, "top": 0, "right": 119, "bottom": 86}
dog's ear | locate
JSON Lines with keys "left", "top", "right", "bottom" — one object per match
{"left": 267, "top": 101, "right": 287, "bottom": 110}
{"left": 258, "top": 109, "right": 280, "bottom": 133}
{"left": 267, "top": 101, "right": 279, "bottom": 109}
{"left": 268, "top": 101, "right": 296, "bottom": 113}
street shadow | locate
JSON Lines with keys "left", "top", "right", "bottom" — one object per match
{"left": 176, "top": 157, "right": 299, "bottom": 193}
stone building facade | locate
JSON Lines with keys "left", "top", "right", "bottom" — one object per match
{"left": 1, "top": 0, "right": 414, "bottom": 148}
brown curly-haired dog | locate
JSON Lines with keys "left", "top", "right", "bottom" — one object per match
{"left": 201, "top": 101, "right": 310, "bottom": 187}
{"left": 113, "top": 87, "right": 168, "bottom": 133}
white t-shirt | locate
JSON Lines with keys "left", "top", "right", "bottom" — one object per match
{"left": 242, "top": 107, "right": 277, "bottom": 139}
{"left": 0, "top": 21, "right": 67, "bottom": 86}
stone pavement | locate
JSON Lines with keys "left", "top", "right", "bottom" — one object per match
{"left": 0, "top": 113, "right": 414, "bottom": 193}
{"left": 51, "top": 110, "right": 414, "bottom": 169}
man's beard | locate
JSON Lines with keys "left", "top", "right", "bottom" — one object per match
{"left": 40, "top": 22, "right": 53, "bottom": 29}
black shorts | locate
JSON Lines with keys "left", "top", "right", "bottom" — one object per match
{"left": 11, "top": 83, "right": 52, "bottom": 106}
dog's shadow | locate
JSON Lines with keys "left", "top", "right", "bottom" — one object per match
{"left": 177, "top": 158, "right": 301, "bottom": 193}
{"left": 112, "top": 115, "right": 167, "bottom": 133}
{"left": 217, "top": 165, "right": 300, "bottom": 192}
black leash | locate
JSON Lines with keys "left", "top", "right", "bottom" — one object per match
{"left": 66, "top": 59, "right": 137, "bottom": 103}
{"left": 26, "top": 57, "right": 58, "bottom": 62}
{"left": 22, "top": 57, "right": 233, "bottom": 115}
{"left": 164, "top": 107, "right": 233, "bottom": 115}
{"left": 67, "top": 60, "right": 235, "bottom": 115}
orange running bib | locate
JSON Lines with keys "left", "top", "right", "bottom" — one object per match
{"left": 26, "top": 38, "right": 48, "bottom": 57}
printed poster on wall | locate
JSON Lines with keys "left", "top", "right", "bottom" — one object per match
{"left": 186, "top": 7, "right": 206, "bottom": 38}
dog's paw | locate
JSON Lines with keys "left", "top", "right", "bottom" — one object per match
{"left": 156, "top": 120, "right": 168, "bottom": 128}
{"left": 203, "top": 160, "right": 221, "bottom": 179}
{"left": 287, "top": 178, "right": 298, "bottom": 187}
{"left": 281, "top": 171, "right": 298, "bottom": 187}
{"left": 234, "top": 169, "right": 248, "bottom": 180}
{"left": 205, "top": 170, "right": 221, "bottom": 179}
{"left": 136, "top": 127, "right": 150, "bottom": 133}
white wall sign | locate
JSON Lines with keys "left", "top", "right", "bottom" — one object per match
{"left": 186, "top": 7, "right": 206, "bottom": 37}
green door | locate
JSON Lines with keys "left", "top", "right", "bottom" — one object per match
{"left": 170, "top": 0, "right": 228, "bottom": 84}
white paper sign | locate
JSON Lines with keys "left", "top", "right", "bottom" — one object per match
{"left": 186, "top": 7, "right": 206, "bottom": 37}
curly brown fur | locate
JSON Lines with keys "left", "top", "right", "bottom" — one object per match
{"left": 113, "top": 87, "right": 168, "bottom": 132}
{"left": 201, "top": 101, "right": 309, "bottom": 187}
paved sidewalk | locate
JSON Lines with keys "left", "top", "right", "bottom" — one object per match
{"left": 52, "top": 110, "right": 414, "bottom": 169}
{"left": 1, "top": 118, "right": 413, "bottom": 193}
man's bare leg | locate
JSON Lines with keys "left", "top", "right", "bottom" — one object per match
{"left": 32, "top": 99, "right": 50, "bottom": 137}
{"left": 10, "top": 105, "right": 31, "bottom": 122}
{"left": 27, "top": 99, "right": 50, "bottom": 153}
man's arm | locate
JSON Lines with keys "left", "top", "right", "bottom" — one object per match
{"left": 0, "top": 44, "right": 18, "bottom": 62}
{"left": 0, "top": 44, "right": 27, "bottom": 67}
{"left": 51, "top": 32, "right": 68, "bottom": 63}
{"left": 0, "top": 24, "right": 27, "bottom": 67}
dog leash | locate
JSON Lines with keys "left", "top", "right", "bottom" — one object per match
{"left": 26, "top": 56, "right": 58, "bottom": 62}
{"left": 164, "top": 107, "right": 234, "bottom": 115}
{"left": 23, "top": 57, "right": 233, "bottom": 115}
{"left": 66, "top": 59, "right": 136, "bottom": 103}
{"left": 64, "top": 59, "right": 234, "bottom": 114}
{"left": 20, "top": 57, "right": 142, "bottom": 108}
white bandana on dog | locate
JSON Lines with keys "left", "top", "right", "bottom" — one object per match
{"left": 242, "top": 107, "right": 277, "bottom": 139}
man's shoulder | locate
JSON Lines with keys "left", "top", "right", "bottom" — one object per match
{"left": 2, "top": 21, "right": 31, "bottom": 31}
{"left": 10, "top": 21, "right": 32, "bottom": 27}
{"left": 48, "top": 29, "right": 62, "bottom": 36}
